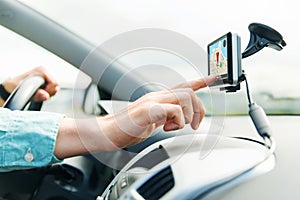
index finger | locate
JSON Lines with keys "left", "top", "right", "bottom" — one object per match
{"left": 173, "top": 75, "right": 217, "bottom": 91}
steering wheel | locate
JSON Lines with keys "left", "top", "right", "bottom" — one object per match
{"left": 3, "top": 76, "right": 45, "bottom": 111}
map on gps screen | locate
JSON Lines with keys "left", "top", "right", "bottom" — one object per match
{"left": 209, "top": 36, "right": 228, "bottom": 76}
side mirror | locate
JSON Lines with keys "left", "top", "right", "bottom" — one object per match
{"left": 83, "top": 83, "right": 102, "bottom": 115}
{"left": 242, "top": 23, "right": 286, "bottom": 58}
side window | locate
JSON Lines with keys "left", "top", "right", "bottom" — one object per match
{"left": 0, "top": 26, "right": 91, "bottom": 115}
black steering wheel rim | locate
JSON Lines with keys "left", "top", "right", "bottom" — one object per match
{"left": 3, "top": 76, "right": 45, "bottom": 111}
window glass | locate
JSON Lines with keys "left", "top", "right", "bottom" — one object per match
{"left": 14, "top": 0, "right": 300, "bottom": 115}
{"left": 0, "top": 26, "right": 90, "bottom": 115}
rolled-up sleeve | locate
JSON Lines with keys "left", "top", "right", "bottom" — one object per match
{"left": 0, "top": 108, "right": 64, "bottom": 172}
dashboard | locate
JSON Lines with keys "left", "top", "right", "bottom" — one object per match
{"left": 212, "top": 115, "right": 300, "bottom": 200}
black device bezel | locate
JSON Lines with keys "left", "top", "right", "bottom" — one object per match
{"left": 208, "top": 32, "right": 234, "bottom": 86}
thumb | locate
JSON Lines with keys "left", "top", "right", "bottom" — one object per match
{"left": 33, "top": 89, "right": 50, "bottom": 102}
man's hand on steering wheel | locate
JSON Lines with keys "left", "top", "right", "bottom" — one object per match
{"left": 0, "top": 66, "right": 59, "bottom": 106}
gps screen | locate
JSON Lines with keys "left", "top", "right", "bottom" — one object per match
{"left": 208, "top": 35, "right": 228, "bottom": 78}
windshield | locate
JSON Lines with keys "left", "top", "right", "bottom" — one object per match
{"left": 14, "top": 0, "right": 300, "bottom": 115}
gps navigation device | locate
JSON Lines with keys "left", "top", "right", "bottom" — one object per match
{"left": 208, "top": 32, "right": 242, "bottom": 88}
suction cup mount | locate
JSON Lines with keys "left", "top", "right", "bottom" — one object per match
{"left": 224, "top": 23, "right": 286, "bottom": 93}
{"left": 242, "top": 23, "right": 286, "bottom": 58}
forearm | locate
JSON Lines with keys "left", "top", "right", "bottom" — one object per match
{"left": 54, "top": 116, "right": 117, "bottom": 159}
{"left": 54, "top": 111, "right": 153, "bottom": 159}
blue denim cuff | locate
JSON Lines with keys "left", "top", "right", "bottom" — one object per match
{"left": 0, "top": 108, "right": 64, "bottom": 171}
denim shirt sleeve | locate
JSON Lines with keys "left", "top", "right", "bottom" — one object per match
{"left": 0, "top": 108, "right": 64, "bottom": 172}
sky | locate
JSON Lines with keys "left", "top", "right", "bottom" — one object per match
{"left": 1, "top": 0, "right": 299, "bottom": 97}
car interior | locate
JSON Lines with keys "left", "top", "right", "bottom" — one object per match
{"left": 0, "top": 0, "right": 299, "bottom": 200}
